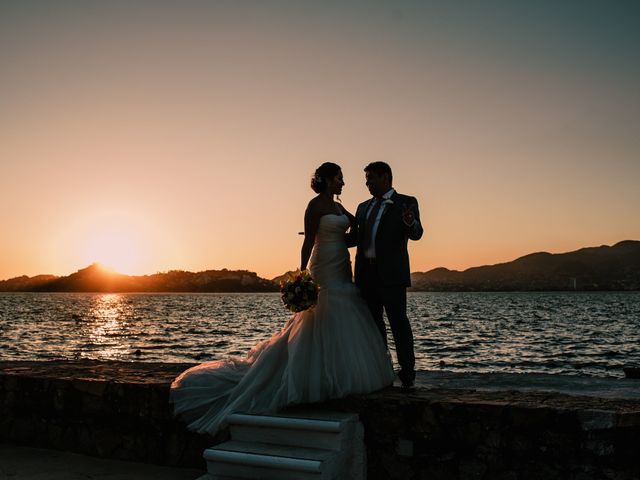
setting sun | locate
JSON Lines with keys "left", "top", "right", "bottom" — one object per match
{"left": 80, "top": 227, "right": 144, "bottom": 275}
{"left": 70, "top": 215, "right": 145, "bottom": 274}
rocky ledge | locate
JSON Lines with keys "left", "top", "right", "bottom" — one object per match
{"left": 1, "top": 360, "right": 639, "bottom": 480}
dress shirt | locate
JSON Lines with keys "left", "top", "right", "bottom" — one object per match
{"left": 364, "top": 188, "right": 395, "bottom": 259}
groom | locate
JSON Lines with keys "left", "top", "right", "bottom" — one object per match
{"left": 351, "top": 162, "right": 423, "bottom": 390}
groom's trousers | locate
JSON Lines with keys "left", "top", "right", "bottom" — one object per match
{"left": 359, "top": 263, "right": 416, "bottom": 383}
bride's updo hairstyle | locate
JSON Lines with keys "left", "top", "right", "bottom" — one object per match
{"left": 311, "top": 162, "right": 341, "bottom": 193}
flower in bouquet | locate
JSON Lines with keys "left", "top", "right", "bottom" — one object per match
{"left": 279, "top": 270, "right": 319, "bottom": 312}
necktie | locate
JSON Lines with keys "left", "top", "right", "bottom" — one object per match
{"left": 363, "top": 198, "right": 382, "bottom": 252}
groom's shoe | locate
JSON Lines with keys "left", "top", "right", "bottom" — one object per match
{"left": 400, "top": 380, "right": 415, "bottom": 393}
{"left": 398, "top": 370, "right": 416, "bottom": 392}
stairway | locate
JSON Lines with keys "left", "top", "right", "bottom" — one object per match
{"left": 196, "top": 409, "right": 366, "bottom": 480}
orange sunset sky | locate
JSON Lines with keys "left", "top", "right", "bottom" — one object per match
{"left": 1, "top": 1, "right": 639, "bottom": 280}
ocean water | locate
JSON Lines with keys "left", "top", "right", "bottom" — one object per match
{"left": 0, "top": 292, "right": 638, "bottom": 378}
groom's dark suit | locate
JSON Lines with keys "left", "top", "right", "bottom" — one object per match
{"left": 350, "top": 190, "right": 423, "bottom": 385}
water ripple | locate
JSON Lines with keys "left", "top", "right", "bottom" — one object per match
{"left": 0, "top": 291, "right": 639, "bottom": 377}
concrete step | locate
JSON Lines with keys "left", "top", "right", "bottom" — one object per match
{"left": 202, "top": 410, "right": 364, "bottom": 480}
{"left": 227, "top": 411, "right": 358, "bottom": 451}
{"left": 215, "top": 440, "right": 338, "bottom": 465}
{"left": 204, "top": 440, "right": 338, "bottom": 479}
{"left": 197, "top": 475, "right": 247, "bottom": 480}
{"left": 229, "top": 413, "right": 344, "bottom": 431}
{"left": 199, "top": 474, "right": 252, "bottom": 479}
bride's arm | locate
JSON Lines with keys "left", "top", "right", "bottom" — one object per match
{"left": 300, "top": 201, "right": 321, "bottom": 271}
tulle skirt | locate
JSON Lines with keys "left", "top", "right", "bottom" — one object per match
{"left": 170, "top": 282, "right": 394, "bottom": 435}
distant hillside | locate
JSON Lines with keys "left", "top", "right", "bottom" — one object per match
{"left": 0, "top": 264, "right": 278, "bottom": 293}
{"left": 271, "top": 270, "right": 298, "bottom": 285}
{"left": 0, "top": 274, "right": 58, "bottom": 291}
{"left": 410, "top": 240, "right": 640, "bottom": 291}
{"left": 2, "top": 240, "right": 638, "bottom": 293}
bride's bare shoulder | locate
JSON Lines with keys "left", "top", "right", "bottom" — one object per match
{"left": 305, "top": 196, "right": 323, "bottom": 212}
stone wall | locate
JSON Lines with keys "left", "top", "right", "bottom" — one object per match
{"left": 2, "top": 360, "right": 639, "bottom": 479}
{"left": 0, "top": 360, "right": 214, "bottom": 469}
{"left": 323, "top": 389, "right": 640, "bottom": 480}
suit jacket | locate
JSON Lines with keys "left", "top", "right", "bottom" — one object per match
{"left": 350, "top": 191, "right": 423, "bottom": 288}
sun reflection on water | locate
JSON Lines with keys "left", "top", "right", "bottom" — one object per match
{"left": 85, "top": 293, "right": 133, "bottom": 359}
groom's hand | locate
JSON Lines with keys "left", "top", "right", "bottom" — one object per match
{"left": 402, "top": 203, "right": 416, "bottom": 227}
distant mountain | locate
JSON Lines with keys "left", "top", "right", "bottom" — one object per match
{"left": 0, "top": 274, "right": 58, "bottom": 292}
{"left": 2, "top": 240, "right": 638, "bottom": 293}
{"left": 410, "top": 240, "right": 640, "bottom": 291}
{"left": 271, "top": 270, "right": 298, "bottom": 286}
{"left": 0, "top": 263, "right": 278, "bottom": 293}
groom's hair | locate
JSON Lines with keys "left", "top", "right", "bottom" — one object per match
{"left": 364, "top": 162, "right": 393, "bottom": 184}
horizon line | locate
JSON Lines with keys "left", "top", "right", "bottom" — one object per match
{"left": 1, "top": 239, "right": 637, "bottom": 283}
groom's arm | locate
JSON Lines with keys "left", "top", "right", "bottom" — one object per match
{"left": 405, "top": 197, "right": 424, "bottom": 241}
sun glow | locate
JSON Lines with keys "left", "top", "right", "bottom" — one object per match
{"left": 80, "top": 227, "right": 145, "bottom": 275}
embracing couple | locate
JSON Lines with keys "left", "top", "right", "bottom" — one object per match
{"left": 171, "top": 161, "right": 423, "bottom": 436}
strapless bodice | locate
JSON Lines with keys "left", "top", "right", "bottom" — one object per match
{"left": 309, "top": 214, "right": 352, "bottom": 287}
{"left": 315, "top": 214, "right": 350, "bottom": 244}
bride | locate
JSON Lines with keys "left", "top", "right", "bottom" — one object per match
{"left": 170, "top": 162, "right": 394, "bottom": 435}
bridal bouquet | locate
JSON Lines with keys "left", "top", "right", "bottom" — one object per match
{"left": 280, "top": 270, "right": 319, "bottom": 312}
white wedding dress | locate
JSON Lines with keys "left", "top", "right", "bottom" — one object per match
{"left": 170, "top": 214, "right": 394, "bottom": 435}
